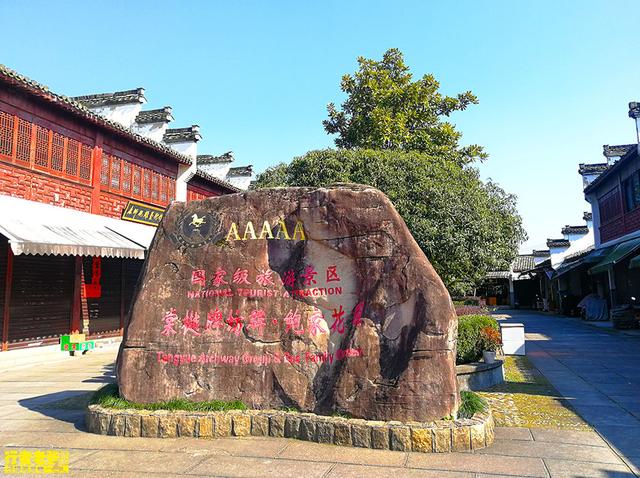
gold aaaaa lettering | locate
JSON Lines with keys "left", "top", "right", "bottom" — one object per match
{"left": 225, "top": 220, "right": 306, "bottom": 241}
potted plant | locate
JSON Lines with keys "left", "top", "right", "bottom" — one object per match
{"left": 480, "top": 326, "right": 501, "bottom": 364}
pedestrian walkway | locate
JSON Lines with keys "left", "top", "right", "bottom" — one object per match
{"left": 0, "top": 332, "right": 637, "bottom": 477}
{"left": 498, "top": 310, "right": 640, "bottom": 476}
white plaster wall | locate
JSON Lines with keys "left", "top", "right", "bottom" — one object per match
{"left": 582, "top": 173, "right": 601, "bottom": 189}
{"left": 167, "top": 141, "right": 198, "bottom": 159}
{"left": 176, "top": 160, "right": 196, "bottom": 201}
{"left": 131, "top": 122, "right": 168, "bottom": 143}
{"left": 89, "top": 102, "right": 144, "bottom": 128}
{"left": 198, "top": 162, "right": 232, "bottom": 180}
{"left": 226, "top": 175, "right": 252, "bottom": 190}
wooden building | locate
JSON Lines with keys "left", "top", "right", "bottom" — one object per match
{"left": 0, "top": 65, "right": 251, "bottom": 350}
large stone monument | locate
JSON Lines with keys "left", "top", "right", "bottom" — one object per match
{"left": 117, "top": 185, "right": 459, "bottom": 422}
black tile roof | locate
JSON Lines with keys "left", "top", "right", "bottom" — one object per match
{"left": 486, "top": 271, "right": 511, "bottom": 279}
{"left": 163, "top": 126, "right": 201, "bottom": 143}
{"left": 513, "top": 255, "right": 535, "bottom": 273}
{"left": 227, "top": 166, "right": 253, "bottom": 176}
{"left": 73, "top": 88, "right": 146, "bottom": 107}
{"left": 547, "top": 238, "right": 570, "bottom": 248}
{"left": 561, "top": 225, "right": 589, "bottom": 235}
{"left": 135, "top": 107, "right": 173, "bottom": 124}
{"left": 197, "top": 152, "right": 234, "bottom": 164}
{"left": 532, "top": 249, "right": 551, "bottom": 257}
{"left": 585, "top": 145, "right": 638, "bottom": 194}
{"left": 578, "top": 163, "right": 609, "bottom": 176}
{"left": 563, "top": 245, "right": 595, "bottom": 262}
{"left": 583, "top": 211, "right": 593, "bottom": 221}
{"left": 603, "top": 144, "right": 635, "bottom": 158}
{"left": 192, "top": 168, "right": 240, "bottom": 192}
{"left": 0, "top": 64, "right": 196, "bottom": 166}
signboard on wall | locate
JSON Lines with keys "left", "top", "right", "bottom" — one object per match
{"left": 121, "top": 201, "right": 165, "bottom": 226}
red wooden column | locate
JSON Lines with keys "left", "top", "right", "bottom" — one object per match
{"left": 90, "top": 133, "right": 104, "bottom": 215}
{"left": 71, "top": 256, "right": 82, "bottom": 333}
{"left": 2, "top": 247, "right": 14, "bottom": 351}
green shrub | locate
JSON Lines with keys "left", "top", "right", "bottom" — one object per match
{"left": 90, "top": 384, "right": 247, "bottom": 412}
{"left": 458, "top": 391, "right": 487, "bottom": 418}
{"left": 457, "top": 314, "right": 500, "bottom": 364}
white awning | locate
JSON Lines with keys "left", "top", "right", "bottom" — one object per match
{"left": 0, "top": 195, "right": 156, "bottom": 259}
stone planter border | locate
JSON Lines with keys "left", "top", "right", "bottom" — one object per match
{"left": 456, "top": 359, "right": 505, "bottom": 391}
{"left": 86, "top": 405, "right": 494, "bottom": 453}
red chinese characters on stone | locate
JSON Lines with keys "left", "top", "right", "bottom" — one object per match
{"left": 248, "top": 309, "right": 267, "bottom": 332}
{"left": 232, "top": 268, "right": 251, "bottom": 285}
{"left": 211, "top": 267, "right": 229, "bottom": 287}
{"left": 282, "top": 270, "right": 296, "bottom": 288}
{"left": 307, "top": 307, "right": 327, "bottom": 337}
{"left": 191, "top": 269, "right": 206, "bottom": 287}
{"left": 205, "top": 308, "right": 224, "bottom": 333}
{"left": 352, "top": 301, "right": 365, "bottom": 327}
{"left": 256, "top": 268, "right": 275, "bottom": 287}
{"left": 326, "top": 265, "right": 340, "bottom": 283}
{"left": 182, "top": 310, "right": 201, "bottom": 336}
{"left": 283, "top": 308, "right": 304, "bottom": 335}
{"left": 300, "top": 265, "right": 318, "bottom": 286}
{"left": 330, "top": 305, "right": 346, "bottom": 334}
{"left": 161, "top": 308, "right": 179, "bottom": 336}
{"left": 226, "top": 310, "right": 244, "bottom": 336}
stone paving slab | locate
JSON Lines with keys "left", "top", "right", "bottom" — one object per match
{"left": 327, "top": 464, "right": 473, "bottom": 477}
{"left": 476, "top": 439, "right": 624, "bottom": 464}
{"left": 544, "top": 458, "right": 636, "bottom": 478}
{"left": 278, "top": 440, "right": 408, "bottom": 466}
{"left": 406, "top": 452, "right": 549, "bottom": 477}
{"left": 494, "top": 427, "right": 533, "bottom": 441}
{"left": 529, "top": 428, "right": 608, "bottom": 447}
{"left": 188, "top": 455, "right": 333, "bottom": 477}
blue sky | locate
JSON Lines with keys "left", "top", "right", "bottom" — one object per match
{"left": 2, "top": 0, "right": 640, "bottom": 252}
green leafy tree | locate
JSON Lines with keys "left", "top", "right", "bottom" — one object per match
{"left": 253, "top": 149, "right": 526, "bottom": 295}
{"left": 323, "top": 48, "right": 486, "bottom": 165}
{"left": 253, "top": 49, "right": 526, "bottom": 294}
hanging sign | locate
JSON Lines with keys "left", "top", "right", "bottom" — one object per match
{"left": 121, "top": 201, "right": 165, "bottom": 226}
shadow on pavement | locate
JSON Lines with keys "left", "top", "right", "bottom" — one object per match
{"left": 16, "top": 362, "right": 116, "bottom": 432}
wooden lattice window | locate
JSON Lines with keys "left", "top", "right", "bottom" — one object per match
{"left": 34, "top": 126, "right": 50, "bottom": 168}
{"left": 0, "top": 109, "right": 93, "bottom": 185}
{"left": 65, "top": 138, "right": 79, "bottom": 176}
{"left": 143, "top": 170, "right": 151, "bottom": 198}
{"left": 110, "top": 156, "right": 121, "bottom": 190}
{"left": 101, "top": 156, "right": 110, "bottom": 186}
{"left": 15, "top": 118, "right": 31, "bottom": 164}
{"left": 122, "top": 162, "right": 132, "bottom": 194}
{"left": 79, "top": 144, "right": 92, "bottom": 181}
{"left": 0, "top": 111, "right": 14, "bottom": 157}
{"left": 151, "top": 173, "right": 159, "bottom": 200}
{"left": 160, "top": 176, "right": 168, "bottom": 203}
{"left": 50, "top": 132, "right": 64, "bottom": 172}
{"left": 132, "top": 166, "right": 141, "bottom": 195}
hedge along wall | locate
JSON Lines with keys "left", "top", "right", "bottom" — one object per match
{"left": 457, "top": 315, "right": 500, "bottom": 364}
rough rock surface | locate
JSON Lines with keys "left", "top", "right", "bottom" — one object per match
{"left": 117, "top": 185, "right": 459, "bottom": 421}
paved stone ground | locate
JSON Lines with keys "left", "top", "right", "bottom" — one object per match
{"left": 0, "top": 327, "right": 637, "bottom": 478}
{"left": 499, "top": 310, "right": 640, "bottom": 477}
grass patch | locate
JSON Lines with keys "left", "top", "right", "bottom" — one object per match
{"left": 458, "top": 391, "right": 487, "bottom": 419}
{"left": 90, "top": 384, "right": 247, "bottom": 412}
{"left": 478, "top": 356, "right": 590, "bottom": 430}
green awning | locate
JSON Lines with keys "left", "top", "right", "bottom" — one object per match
{"left": 630, "top": 254, "right": 640, "bottom": 269}
{"left": 589, "top": 238, "right": 640, "bottom": 275}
